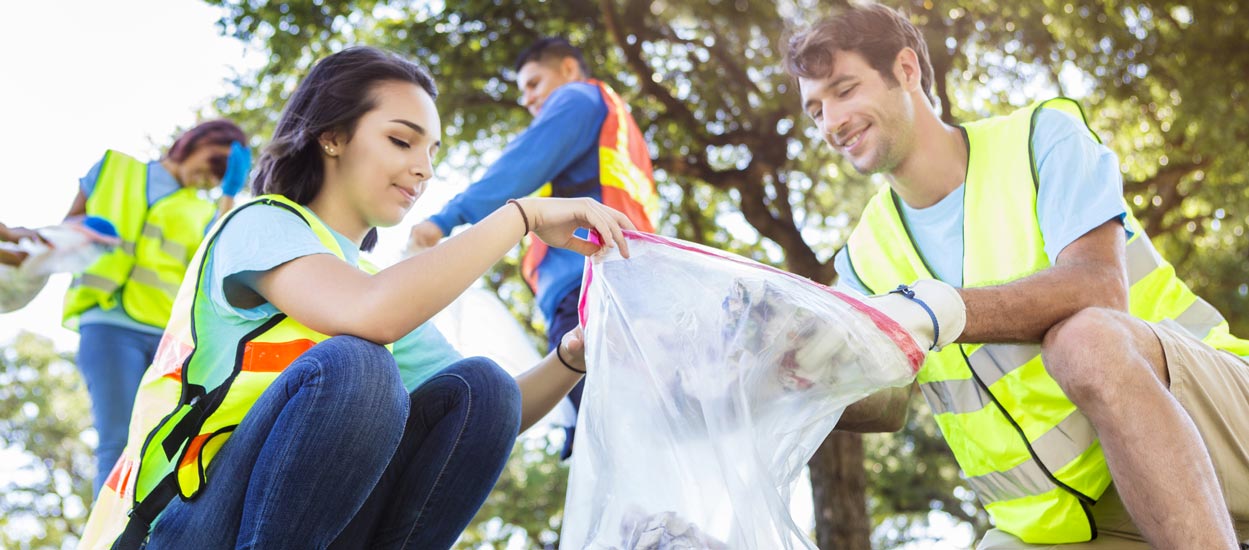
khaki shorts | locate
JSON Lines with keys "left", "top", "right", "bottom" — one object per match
{"left": 977, "top": 321, "right": 1249, "bottom": 549}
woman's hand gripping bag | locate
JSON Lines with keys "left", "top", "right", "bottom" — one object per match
{"left": 560, "top": 231, "right": 942, "bottom": 550}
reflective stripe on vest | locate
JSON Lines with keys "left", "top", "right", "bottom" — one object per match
{"left": 142, "top": 223, "right": 192, "bottom": 260}
{"left": 63, "top": 152, "right": 216, "bottom": 330}
{"left": 121, "top": 186, "right": 217, "bottom": 327}
{"left": 63, "top": 150, "right": 148, "bottom": 329}
{"left": 845, "top": 97, "right": 1249, "bottom": 543}
{"left": 78, "top": 195, "right": 393, "bottom": 549}
{"left": 521, "top": 80, "right": 658, "bottom": 291}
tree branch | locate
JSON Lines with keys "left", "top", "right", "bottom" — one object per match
{"left": 600, "top": 0, "right": 707, "bottom": 138}
{"left": 1124, "top": 158, "right": 1208, "bottom": 237}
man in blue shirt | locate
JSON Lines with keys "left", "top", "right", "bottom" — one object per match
{"left": 409, "top": 38, "right": 658, "bottom": 458}
{"left": 788, "top": 4, "right": 1248, "bottom": 548}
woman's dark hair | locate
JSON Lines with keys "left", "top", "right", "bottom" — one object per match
{"left": 252, "top": 46, "right": 439, "bottom": 251}
{"left": 167, "top": 119, "right": 247, "bottom": 179}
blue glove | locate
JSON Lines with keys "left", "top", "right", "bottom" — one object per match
{"left": 220, "top": 141, "right": 252, "bottom": 197}
{"left": 81, "top": 216, "right": 119, "bottom": 239}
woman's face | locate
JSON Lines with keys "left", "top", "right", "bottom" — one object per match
{"left": 176, "top": 142, "right": 232, "bottom": 190}
{"left": 325, "top": 80, "right": 442, "bottom": 229}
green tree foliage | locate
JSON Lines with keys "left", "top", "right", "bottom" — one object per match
{"left": 458, "top": 434, "right": 569, "bottom": 549}
{"left": 902, "top": 0, "right": 1249, "bottom": 334}
{"left": 0, "top": 332, "right": 93, "bottom": 550}
{"left": 864, "top": 401, "right": 989, "bottom": 548}
{"left": 201, "top": 0, "right": 1249, "bottom": 547}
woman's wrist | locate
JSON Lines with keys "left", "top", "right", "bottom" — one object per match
{"left": 555, "top": 344, "right": 586, "bottom": 375}
{"left": 506, "top": 199, "right": 530, "bottom": 237}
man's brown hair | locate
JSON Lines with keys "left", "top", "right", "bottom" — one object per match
{"left": 785, "top": 3, "right": 936, "bottom": 107}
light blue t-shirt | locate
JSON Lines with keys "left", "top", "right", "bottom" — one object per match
{"left": 834, "top": 108, "right": 1132, "bottom": 293}
{"left": 78, "top": 155, "right": 183, "bottom": 334}
{"left": 208, "top": 203, "right": 463, "bottom": 392}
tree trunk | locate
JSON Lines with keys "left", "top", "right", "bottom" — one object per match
{"left": 809, "top": 432, "right": 871, "bottom": 549}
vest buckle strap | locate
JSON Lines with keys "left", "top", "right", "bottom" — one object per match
{"left": 112, "top": 478, "right": 178, "bottom": 550}
{"left": 158, "top": 386, "right": 210, "bottom": 461}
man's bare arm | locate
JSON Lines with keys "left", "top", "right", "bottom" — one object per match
{"left": 958, "top": 220, "right": 1128, "bottom": 343}
{"left": 835, "top": 382, "right": 916, "bottom": 433}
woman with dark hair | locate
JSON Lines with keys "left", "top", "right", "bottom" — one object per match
{"left": 62, "top": 118, "right": 251, "bottom": 495}
{"left": 79, "top": 46, "right": 633, "bottom": 550}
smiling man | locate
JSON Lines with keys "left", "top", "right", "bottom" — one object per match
{"left": 408, "top": 37, "right": 659, "bottom": 459}
{"left": 787, "top": 3, "right": 1249, "bottom": 548}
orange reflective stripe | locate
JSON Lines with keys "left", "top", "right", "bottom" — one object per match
{"left": 599, "top": 83, "right": 653, "bottom": 178}
{"left": 520, "top": 81, "right": 655, "bottom": 294}
{"left": 179, "top": 434, "right": 212, "bottom": 469}
{"left": 602, "top": 186, "right": 656, "bottom": 233}
{"left": 599, "top": 97, "right": 622, "bottom": 150}
{"left": 104, "top": 455, "right": 135, "bottom": 494}
{"left": 155, "top": 333, "right": 194, "bottom": 381}
{"left": 595, "top": 80, "right": 626, "bottom": 150}
{"left": 522, "top": 239, "right": 548, "bottom": 290}
{"left": 242, "top": 339, "right": 317, "bottom": 372}
{"left": 594, "top": 80, "right": 657, "bottom": 232}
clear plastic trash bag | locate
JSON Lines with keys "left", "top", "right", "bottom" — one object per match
{"left": 0, "top": 216, "right": 119, "bottom": 313}
{"left": 0, "top": 264, "right": 49, "bottom": 313}
{"left": 561, "top": 232, "right": 924, "bottom": 550}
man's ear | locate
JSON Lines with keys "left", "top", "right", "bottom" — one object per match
{"left": 894, "top": 47, "right": 923, "bottom": 92}
{"left": 560, "top": 56, "right": 583, "bottom": 80}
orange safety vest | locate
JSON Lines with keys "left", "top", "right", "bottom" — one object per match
{"left": 521, "top": 79, "right": 659, "bottom": 291}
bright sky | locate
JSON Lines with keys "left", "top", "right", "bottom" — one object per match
{"left": 0, "top": 1, "right": 254, "bottom": 348}
{"left": 0, "top": 0, "right": 467, "bottom": 350}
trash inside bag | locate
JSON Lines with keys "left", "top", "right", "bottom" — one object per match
{"left": 0, "top": 216, "right": 118, "bottom": 313}
{"left": 561, "top": 231, "right": 924, "bottom": 550}
{"left": 0, "top": 264, "right": 49, "bottom": 313}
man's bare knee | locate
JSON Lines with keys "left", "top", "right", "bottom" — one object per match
{"left": 1042, "top": 307, "right": 1140, "bottom": 405}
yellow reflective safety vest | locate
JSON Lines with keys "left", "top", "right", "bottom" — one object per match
{"left": 63, "top": 150, "right": 217, "bottom": 330}
{"left": 523, "top": 79, "right": 659, "bottom": 291}
{"left": 80, "top": 195, "right": 393, "bottom": 550}
{"left": 845, "top": 98, "right": 1249, "bottom": 543}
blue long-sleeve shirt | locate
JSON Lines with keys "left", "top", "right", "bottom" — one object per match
{"left": 430, "top": 81, "right": 608, "bottom": 320}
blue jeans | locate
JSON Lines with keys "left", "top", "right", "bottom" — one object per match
{"left": 78, "top": 323, "right": 161, "bottom": 494}
{"left": 546, "top": 288, "right": 583, "bottom": 460}
{"left": 145, "top": 336, "right": 522, "bottom": 550}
